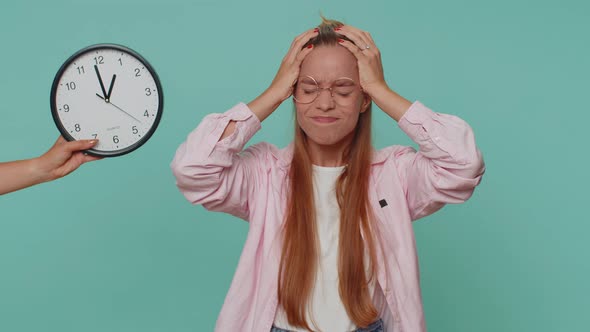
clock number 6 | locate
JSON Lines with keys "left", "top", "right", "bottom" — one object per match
{"left": 113, "top": 135, "right": 119, "bottom": 144}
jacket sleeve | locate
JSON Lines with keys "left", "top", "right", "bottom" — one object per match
{"left": 393, "top": 101, "right": 486, "bottom": 221}
{"left": 170, "top": 103, "right": 263, "bottom": 221}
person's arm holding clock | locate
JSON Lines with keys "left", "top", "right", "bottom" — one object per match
{"left": 0, "top": 136, "right": 100, "bottom": 195}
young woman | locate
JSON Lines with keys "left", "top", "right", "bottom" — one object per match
{"left": 171, "top": 18, "right": 485, "bottom": 332}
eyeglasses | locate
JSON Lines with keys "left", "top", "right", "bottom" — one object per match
{"left": 293, "top": 76, "right": 361, "bottom": 106}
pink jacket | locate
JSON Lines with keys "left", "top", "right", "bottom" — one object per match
{"left": 171, "top": 101, "right": 485, "bottom": 332}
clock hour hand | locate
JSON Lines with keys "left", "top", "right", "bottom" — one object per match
{"left": 95, "top": 94, "right": 142, "bottom": 123}
{"left": 94, "top": 65, "right": 109, "bottom": 101}
{"left": 106, "top": 74, "right": 116, "bottom": 101}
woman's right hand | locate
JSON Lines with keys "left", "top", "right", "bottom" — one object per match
{"left": 268, "top": 28, "right": 318, "bottom": 102}
{"left": 247, "top": 28, "right": 318, "bottom": 122}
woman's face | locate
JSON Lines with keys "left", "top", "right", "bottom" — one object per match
{"left": 295, "top": 45, "right": 368, "bottom": 146}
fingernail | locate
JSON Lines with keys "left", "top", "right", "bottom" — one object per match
{"left": 313, "top": 28, "right": 319, "bottom": 32}
{"left": 89, "top": 140, "right": 97, "bottom": 144}
{"left": 335, "top": 27, "right": 342, "bottom": 31}
{"left": 338, "top": 39, "right": 344, "bottom": 43}
{"left": 307, "top": 44, "right": 313, "bottom": 49}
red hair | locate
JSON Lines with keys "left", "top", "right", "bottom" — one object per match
{"left": 277, "top": 18, "right": 381, "bottom": 330}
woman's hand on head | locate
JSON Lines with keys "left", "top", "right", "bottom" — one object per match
{"left": 267, "top": 28, "right": 319, "bottom": 103}
{"left": 337, "top": 25, "right": 412, "bottom": 121}
{"left": 247, "top": 28, "right": 318, "bottom": 122}
{"left": 35, "top": 136, "right": 101, "bottom": 182}
{"left": 335, "top": 25, "right": 388, "bottom": 96}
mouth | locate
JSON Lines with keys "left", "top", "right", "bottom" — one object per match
{"left": 311, "top": 116, "right": 339, "bottom": 124}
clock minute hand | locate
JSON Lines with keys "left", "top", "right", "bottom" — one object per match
{"left": 94, "top": 65, "right": 109, "bottom": 101}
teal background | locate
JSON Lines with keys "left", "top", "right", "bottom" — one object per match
{"left": 1, "top": 0, "right": 588, "bottom": 331}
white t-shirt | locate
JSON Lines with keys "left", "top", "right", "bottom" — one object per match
{"left": 273, "top": 165, "right": 375, "bottom": 332}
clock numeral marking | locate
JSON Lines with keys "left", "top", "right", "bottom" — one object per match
{"left": 92, "top": 134, "right": 97, "bottom": 139}
{"left": 135, "top": 68, "right": 141, "bottom": 77}
{"left": 63, "top": 104, "right": 70, "bottom": 112}
{"left": 132, "top": 126, "right": 138, "bottom": 134}
{"left": 144, "top": 110, "right": 149, "bottom": 117}
{"left": 113, "top": 135, "right": 119, "bottom": 144}
{"left": 75, "top": 124, "right": 81, "bottom": 132}
{"left": 65, "top": 82, "right": 76, "bottom": 91}
{"left": 118, "top": 58, "right": 123, "bottom": 66}
{"left": 145, "top": 88, "right": 152, "bottom": 96}
{"left": 77, "top": 66, "right": 85, "bottom": 74}
{"left": 94, "top": 56, "right": 104, "bottom": 65}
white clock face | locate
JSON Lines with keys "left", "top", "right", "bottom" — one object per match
{"left": 52, "top": 45, "right": 162, "bottom": 156}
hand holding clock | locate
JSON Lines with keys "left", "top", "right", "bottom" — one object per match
{"left": 3, "top": 44, "right": 162, "bottom": 195}
{"left": 0, "top": 136, "right": 100, "bottom": 195}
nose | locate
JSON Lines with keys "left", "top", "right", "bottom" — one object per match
{"left": 315, "top": 88, "right": 334, "bottom": 111}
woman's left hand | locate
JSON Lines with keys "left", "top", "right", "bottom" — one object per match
{"left": 336, "top": 25, "right": 388, "bottom": 96}
{"left": 337, "top": 25, "right": 412, "bottom": 121}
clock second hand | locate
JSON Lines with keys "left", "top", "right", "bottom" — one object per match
{"left": 95, "top": 93, "right": 142, "bottom": 123}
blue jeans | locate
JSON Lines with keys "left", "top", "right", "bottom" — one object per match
{"left": 270, "top": 318, "right": 384, "bottom": 332}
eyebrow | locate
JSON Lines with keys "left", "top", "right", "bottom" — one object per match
{"left": 332, "top": 80, "right": 355, "bottom": 86}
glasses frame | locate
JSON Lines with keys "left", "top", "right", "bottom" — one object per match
{"left": 292, "top": 75, "right": 361, "bottom": 105}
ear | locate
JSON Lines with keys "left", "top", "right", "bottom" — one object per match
{"left": 360, "top": 92, "right": 372, "bottom": 113}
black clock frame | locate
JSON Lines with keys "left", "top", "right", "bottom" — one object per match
{"left": 50, "top": 43, "right": 164, "bottom": 157}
